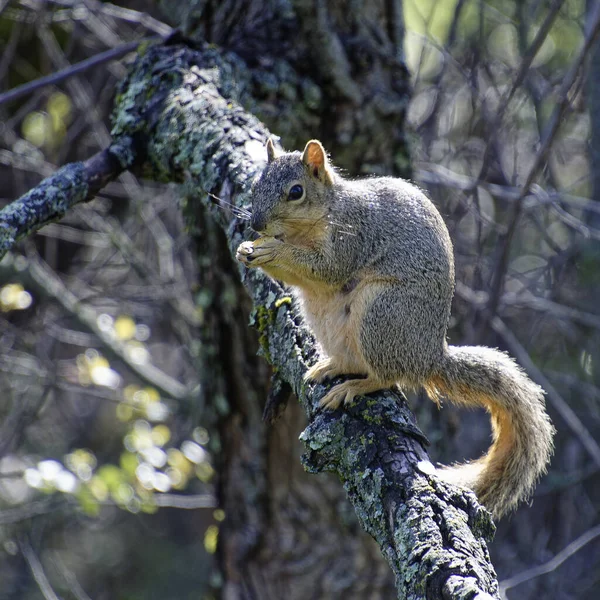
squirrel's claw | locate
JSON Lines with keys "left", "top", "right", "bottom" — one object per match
{"left": 304, "top": 358, "right": 345, "bottom": 383}
{"left": 236, "top": 241, "right": 255, "bottom": 264}
{"left": 319, "top": 377, "right": 386, "bottom": 411}
{"left": 319, "top": 388, "right": 347, "bottom": 411}
{"left": 319, "top": 381, "right": 359, "bottom": 410}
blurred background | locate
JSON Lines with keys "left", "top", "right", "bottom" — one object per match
{"left": 0, "top": 0, "right": 599, "bottom": 598}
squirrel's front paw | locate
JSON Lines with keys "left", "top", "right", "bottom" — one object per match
{"left": 236, "top": 237, "right": 282, "bottom": 267}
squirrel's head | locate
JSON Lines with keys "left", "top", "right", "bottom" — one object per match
{"left": 250, "top": 139, "right": 336, "bottom": 243}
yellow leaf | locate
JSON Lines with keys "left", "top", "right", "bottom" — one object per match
{"left": 114, "top": 315, "right": 137, "bottom": 340}
{"left": 151, "top": 425, "right": 171, "bottom": 446}
{"left": 204, "top": 525, "right": 219, "bottom": 554}
{"left": 22, "top": 111, "right": 50, "bottom": 147}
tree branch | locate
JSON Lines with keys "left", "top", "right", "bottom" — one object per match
{"left": 0, "top": 143, "right": 132, "bottom": 257}
{"left": 0, "top": 39, "right": 150, "bottom": 107}
{"left": 0, "top": 252, "right": 195, "bottom": 402}
{"left": 109, "top": 42, "right": 499, "bottom": 599}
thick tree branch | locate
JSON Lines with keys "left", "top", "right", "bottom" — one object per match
{"left": 109, "top": 42, "right": 499, "bottom": 599}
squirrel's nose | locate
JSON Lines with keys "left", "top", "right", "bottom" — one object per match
{"left": 251, "top": 213, "right": 266, "bottom": 233}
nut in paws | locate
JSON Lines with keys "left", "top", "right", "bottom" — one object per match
{"left": 236, "top": 241, "right": 256, "bottom": 264}
{"left": 236, "top": 237, "right": 282, "bottom": 267}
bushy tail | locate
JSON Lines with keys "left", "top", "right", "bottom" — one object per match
{"left": 424, "top": 345, "right": 555, "bottom": 519}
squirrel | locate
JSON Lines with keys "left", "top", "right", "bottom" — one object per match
{"left": 236, "top": 139, "right": 555, "bottom": 519}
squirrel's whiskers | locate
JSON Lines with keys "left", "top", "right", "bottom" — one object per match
{"left": 206, "top": 191, "right": 252, "bottom": 220}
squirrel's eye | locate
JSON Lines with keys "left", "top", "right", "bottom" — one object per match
{"left": 288, "top": 184, "right": 304, "bottom": 202}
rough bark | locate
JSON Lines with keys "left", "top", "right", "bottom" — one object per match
{"left": 0, "top": 146, "right": 130, "bottom": 256}
{"left": 157, "top": 0, "right": 411, "bottom": 176}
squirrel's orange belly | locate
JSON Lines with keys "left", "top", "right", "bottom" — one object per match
{"left": 298, "top": 290, "right": 369, "bottom": 375}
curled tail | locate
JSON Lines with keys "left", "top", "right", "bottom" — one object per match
{"left": 424, "top": 345, "right": 555, "bottom": 518}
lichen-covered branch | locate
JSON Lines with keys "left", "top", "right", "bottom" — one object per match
{"left": 108, "top": 42, "right": 499, "bottom": 599}
{"left": 0, "top": 144, "right": 132, "bottom": 259}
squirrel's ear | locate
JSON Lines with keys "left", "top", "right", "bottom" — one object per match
{"left": 266, "top": 138, "right": 279, "bottom": 163}
{"left": 302, "top": 140, "right": 334, "bottom": 184}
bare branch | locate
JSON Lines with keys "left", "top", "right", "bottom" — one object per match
{"left": 0, "top": 39, "right": 149, "bottom": 107}
{"left": 455, "top": 281, "right": 600, "bottom": 332}
{"left": 487, "top": 2, "right": 600, "bottom": 317}
{"left": 499, "top": 524, "right": 600, "bottom": 597}
{"left": 20, "top": 536, "right": 63, "bottom": 600}
{"left": 153, "top": 493, "right": 216, "bottom": 509}
{"left": 52, "top": 554, "right": 94, "bottom": 600}
{"left": 2, "top": 252, "right": 195, "bottom": 401}
{"left": 416, "top": 164, "right": 600, "bottom": 215}
{"left": 0, "top": 498, "right": 60, "bottom": 525}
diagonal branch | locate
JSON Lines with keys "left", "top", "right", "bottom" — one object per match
{"left": 19, "top": 535, "right": 63, "bottom": 600}
{"left": 108, "top": 42, "right": 499, "bottom": 599}
{"left": 0, "top": 39, "right": 150, "bottom": 107}
{"left": 2, "top": 252, "right": 195, "bottom": 402}
{"left": 486, "top": 1, "right": 600, "bottom": 320}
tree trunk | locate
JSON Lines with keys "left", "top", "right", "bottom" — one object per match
{"left": 113, "top": 35, "right": 502, "bottom": 598}
{"left": 161, "top": 0, "right": 412, "bottom": 177}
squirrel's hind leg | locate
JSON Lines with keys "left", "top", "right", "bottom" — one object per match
{"left": 319, "top": 376, "right": 387, "bottom": 411}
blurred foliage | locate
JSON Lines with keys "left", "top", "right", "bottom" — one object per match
{"left": 0, "top": 2, "right": 214, "bottom": 598}
{"left": 22, "top": 91, "right": 72, "bottom": 150}
{"left": 0, "top": 283, "right": 32, "bottom": 311}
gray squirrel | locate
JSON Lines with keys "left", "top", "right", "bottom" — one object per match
{"left": 236, "top": 139, "right": 554, "bottom": 518}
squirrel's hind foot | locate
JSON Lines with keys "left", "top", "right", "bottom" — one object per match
{"left": 319, "top": 377, "right": 386, "bottom": 411}
{"left": 305, "top": 358, "right": 351, "bottom": 384}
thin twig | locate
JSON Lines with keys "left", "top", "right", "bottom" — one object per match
{"left": 0, "top": 38, "right": 152, "bottom": 107}
{"left": 0, "top": 498, "right": 60, "bottom": 524}
{"left": 416, "top": 164, "right": 600, "bottom": 214}
{"left": 52, "top": 554, "right": 94, "bottom": 600}
{"left": 36, "top": 23, "right": 115, "bottom": 147}
{"left": 78, "top": 206, "right": 201, "bottom": 328}
{"left": 490, "top": 316, "right": 600, "bottom": 469}
{"left": 487, "top": 2, "right": 600, "bottom": 319}
{"left": 499, "top": 524, "right": 600, "bottom": 598}
{"left": 478, "top": 0, "right": 566, "bottom": 178}
{"left": 27, "top": 0, "right": 173, "bottom": 35}
{"left": 153, "top": 493, "right": 216, "bottom": 509}
{"left": 455, "top": 281, "right": 600, "bottom": 331}
{"left": 20, "top": 536, "right": 63, "bottom": 600}
{"left": 91, "top": 1, "right": 173, "bottom": 36}
{"left": 10, "top": 252, "right": 195, "bottom": 401}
